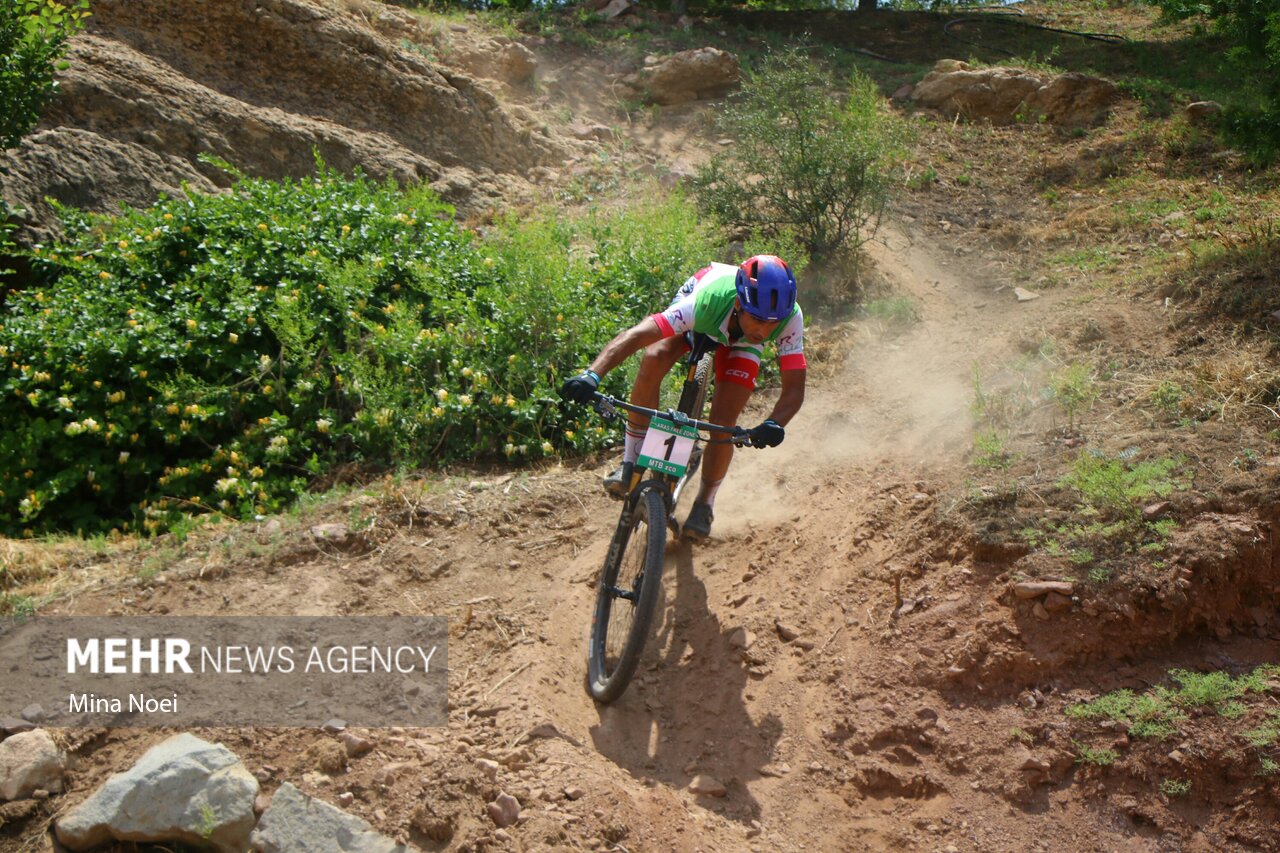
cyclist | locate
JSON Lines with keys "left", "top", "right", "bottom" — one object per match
{"left": 559, "top": 255, "right": 806, "bottom": 542}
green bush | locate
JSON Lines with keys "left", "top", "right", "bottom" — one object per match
{"left": 0, "top": 162, "right": 716, "bottom": 536}
{"left": 1059, "top": 451, "right": 1186, "bottom": 524}
{"left": 691, "top": 50, "right": 907, "bottom": 265}
{"left": 1146, "top": 0, "right": 1280, "bottom": 163}
{"left": 1, "top": 0, "right": 88, "bottom": 151}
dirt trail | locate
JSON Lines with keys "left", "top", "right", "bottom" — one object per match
{"left": 26, "top": 218, "right": 1102, "bottom": 853}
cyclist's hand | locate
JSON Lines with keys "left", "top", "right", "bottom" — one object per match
{"left": 748, "top": 418, "right": 784, "bottom": 448}
{"left": 558, "top": 370, "right": 600, "bottom": 404}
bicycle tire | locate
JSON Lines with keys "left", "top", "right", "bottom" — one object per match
{"left": 670, "top": 350, "right": 713, "bottom": 509}
{"left": 586, "top": 486, "right": 667, "bottom": 703}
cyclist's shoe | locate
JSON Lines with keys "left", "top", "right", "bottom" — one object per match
{"left": 682, "top": 501, "right": 714, "bottom": 542}
{"left": 603, "top": 461, "right": 634, "bottom": 500}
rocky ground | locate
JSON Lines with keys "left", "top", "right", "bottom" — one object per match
{"left": 1, "top": 1, "right": 1278, "bottom": 851}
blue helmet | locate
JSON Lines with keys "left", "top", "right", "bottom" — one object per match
{"left": 735, "top": 255, "right": 797, "bottom": 322}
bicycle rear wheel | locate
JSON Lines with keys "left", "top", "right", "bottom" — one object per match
{"left": 670, "top": 350, "right": 713, "bottom": 509}
{"left": 586, "top": 486, "right": 667, "bottom": 703}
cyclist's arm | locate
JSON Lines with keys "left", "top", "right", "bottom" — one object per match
{"left": 587, "top": 318, "right": 667, "bottom": 378}
{"left": 768, "top": 308, "right": 806, "bottom": 425}
{"left": 768, "top": 366, "right": 805, "bottom": 426}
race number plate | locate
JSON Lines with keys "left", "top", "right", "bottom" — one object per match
{"left": 637, "top": 418, "right": 698, "bottom": 477}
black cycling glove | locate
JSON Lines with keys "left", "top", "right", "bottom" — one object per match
{"left": 749, "top": 418, "right": 785, "bottom": 448}
{"left": 558, "top": 370, "right": 600, "bottom": 404}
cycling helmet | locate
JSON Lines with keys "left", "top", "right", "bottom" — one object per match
{"left": 735, "top": 255, "right": 797, "bottom": 322}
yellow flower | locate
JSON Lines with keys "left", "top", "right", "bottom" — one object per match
{"left": 316, "top": 418, "right": 331, "bottom": 433}
{"left": 186, "top": 319, "right": 197, "bottom": 330}
{"left": 166, "top": 403, "right": 180, "bottom": 415}
{"left": 507, "top": 354, "right": 517, "bottom": 363}
{"left": 490, "top": 394, "right": 503, "bottom": 405}
{"left": 258, "top": 223, "right": 268, "bottom": 231}
{"left": 99, "top": 271, "right": 110, "bottom": 280}
{"left": 461, "top": 366, "right": 473, "bottom": 378}
{"left": 118, "top": 451, "right": 130, "bottom": 464}
{"left": 566, "top": 430, "right": 575, "bottom": 440}
{"left": 262, "top": 385, "right": 273, "bottom": 394}
{"left": 459, "top": 394, "right": 472, "bottom": 406}
{"left": 505, "top": 395, "right": 516, "bottom": 408}
{"left": 250, "top": 466, "right": 264, "bottom": 478}
{"left": 117, "top": 240, "right": 129, "bottom": 250}
{"left": 504, "top": 443, "right": 515, "bottom": 456}
{"left": 435, "top": 388, "right": 448, "bottom": 402}
{"left": 163, "top": 213, "right": 173, "bottom": 221}
{"left": 228, "top": 332, "right": 239, "bottom": 343}
{"left": 247, "top": 316, "right": 255, "bottom": 326}
{"left": 541, "top": 441, "right": 553, "bottom": 454}
{"left": 431, "top": 406, "right": 444, "bottom": 418}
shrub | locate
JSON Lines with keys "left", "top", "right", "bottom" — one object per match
{"left": 0, "top": 162, "right": 716, "bottom": 536}
{"left": 1059, "top": 451, "right": 1186, "bottom": 524}
{"left": 1, "top": 0, "right": 89, "bottom": 151}
{"left": 691, "top": 50, "right": 907, "bottom": 266}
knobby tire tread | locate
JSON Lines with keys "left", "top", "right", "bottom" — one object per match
{"left": 586, "top": 487, "right": 667, "bottom": 702}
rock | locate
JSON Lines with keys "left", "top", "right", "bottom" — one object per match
{"left": 688, "top": 774, "right": 727, "bottom": 797}
{"left": 600, "top": 0, "right": 633, "bottom": 20}
{"left": 486, "top": 792, "right": 520, "bottom": 828}
{"left": 1142, "top": 501, "right": 1172, "bottom": 521}
{"left": 729, "top": 627, "right": 755, "bottom": 649}
{"left": 321, "top": 718, "right": 347, "bottom": 734}
{"left": 55, "top": 733, "right": 257, "bottom": 853}
{"left": 340, "top": 732, "right": 374, "bottom": 758}
{"left": 311, "top": 524, "right": 355, "bottom": 547}
{"left": 476, "top": 758, "right": 501, "bottom": 780}
{"left": 913, "top": 62, "right": 1118, "bottom": 127}
{"left": 251, "top": 782, "right": 408, "bottom": 852}
{"left": 0, "top": 730, "right": 66, "bottom": 801}
{"left": 1183, "top": 100, "right": 1222, "bottom": 125}
{"left": 0, "top": 717, "right": 36, "bottom": 736}
{"left": 1032, "top": 601, "right": 1050, "bottom": 621}
{"left": 569, "top": 123, "right": 613, "bottom": 143}
{"left": 20, "top": 704, "right": 44, "bottom": 723}
{"left": 890, "top": 83, "right": 914, "bottom": 102}
{"left": 775, "top": 621, "right": 802, "bottom": 642}
{"left": 254, "top": 791, "right": 271, "bottom": 815}
{"left": 1043, "top": 592, "right": 1073, "bottom": 613}
{"left": 623, "top": 47, "right": 740, "bottom": 106}
{"left": 564, "top": 785, "right": 586, "bottom": 800}
{"left": 451, "top": 39, "right": 537, "bottom": 87}
{"left": 1013, "top": 581, "right": 1075, "bottom": 599}
{"left": 1014, "top": 287, "right": 1041, "bottom": 302}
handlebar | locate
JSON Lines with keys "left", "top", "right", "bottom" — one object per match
{"left": 591, "top": 393, "right": 754, "bottom": 447}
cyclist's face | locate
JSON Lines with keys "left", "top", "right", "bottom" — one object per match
{"left": 734, "top": 301, "right": 782, "bottom": 344}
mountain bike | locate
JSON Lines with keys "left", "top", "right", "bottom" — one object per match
{"left": 585, "top": 334, "right": 754, "bottom": 703}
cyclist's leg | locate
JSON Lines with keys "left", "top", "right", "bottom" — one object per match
{"left": 624, "top": 335, "right": 687, "bottom": 464}
{"left": 685, "top": 347, "right": 758, "bottom": 537}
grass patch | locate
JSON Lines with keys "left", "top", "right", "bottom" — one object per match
{"left": 862, "top": 295, "right": 918, "bottom": 327}
{"left": 1068, "top": 666, "right": 1280, "bottom": 742}
{"left": 1159, "top": 778, "right": 1191, "bottom": 797}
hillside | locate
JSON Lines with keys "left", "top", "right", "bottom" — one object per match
{"left": 1, "top": 1, "right": 1279, "bottom": 851}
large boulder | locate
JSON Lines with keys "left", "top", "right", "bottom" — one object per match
{"left": 912, "top": 60, "right": 1119, "bottom": 128}
{"left": 0, "top": 729, "right": 66, "bottom": 801}
{"left": 624, "top": 47, "right": 740, "bottom": 106}
{"left": 450, "top": 36, "right": 538, "bottom": 87}
{"left": 251, "top": 782, "right": 409, "bottom": 853}
{"left": 54, "top": 733, "right": 258, "bottom": 853}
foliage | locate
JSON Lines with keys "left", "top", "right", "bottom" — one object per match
{"left": 1159, "top": 778, "right": 1191, "bottom": 797}
{"left": 0, "top": 161, "right": 715, "bottom": 536}
{"left": 1050, "top": 363, "right": 1098, "bottom": 431}
{"left": 1145, "top": 0, "right": 1280, "bottom": 162}
{"left": 1059, "top": 451, "right": 1186, "bottom": 524}
{"left": 1, "top": 0, "right": 89, "bottom": 152}
{"left": 691, "top": 50, "right": 907, "bottom": 265}
{"left": 1073, "top": 742, "right": 1118, "bottom": 766}
{"left": 1067, "top": 666, "right": 1280, "bottom": 741}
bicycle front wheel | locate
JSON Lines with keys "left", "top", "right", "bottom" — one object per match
{"left": 586, "top": 486, "right": 667, "bottom": 703}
